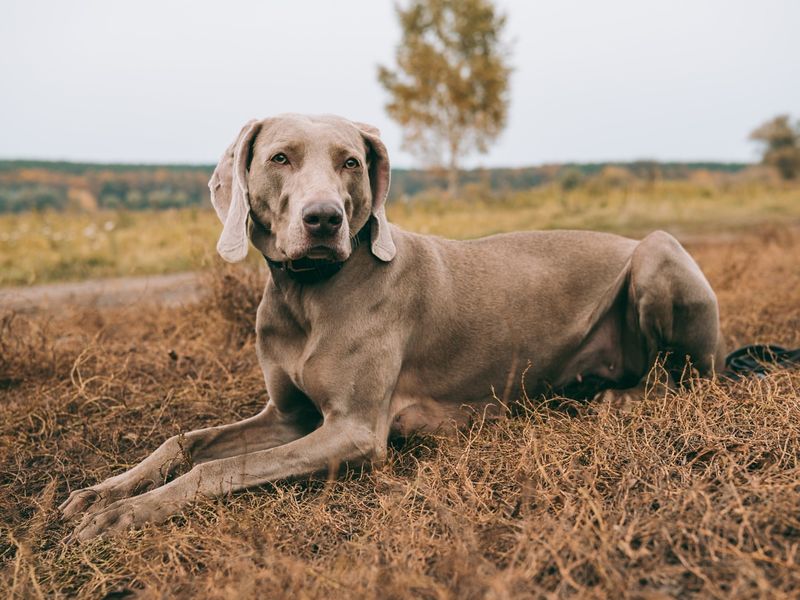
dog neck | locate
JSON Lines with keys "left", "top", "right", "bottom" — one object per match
{"left": 263, "top": 224, "right": 371, "bottom": 285}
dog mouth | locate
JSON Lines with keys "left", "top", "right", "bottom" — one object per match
{"left": 305, "top": 245, "right": 338, "bottom": 260}
{"left": 294, "top": 243, "right": 353, "bottom": 263}
{"left": 281, "top": 233, "right": 350, "bottom": 262}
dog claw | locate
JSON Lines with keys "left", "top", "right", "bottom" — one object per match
{"left": 59, "top": 486, "right": 124, "bottom": 523}
{"left": 67, "top": 490, "right": 176, "bottom": 541}
{"left": 59, "top": 488, "right": 102, "bottom": 520}
{"left": 71, "top": 506, "right": 121, "bottom": 542}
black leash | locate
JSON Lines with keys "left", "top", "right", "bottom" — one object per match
{"left": 723, "top": 344, "right": 800, "bottom": 380}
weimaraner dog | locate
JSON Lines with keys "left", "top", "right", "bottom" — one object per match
{"left": 61, "top": 114, "right": 724, "bottom": 540}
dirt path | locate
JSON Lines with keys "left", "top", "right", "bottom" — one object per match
{"left": 0, "top": 272, "right": 203, "bottom": 313}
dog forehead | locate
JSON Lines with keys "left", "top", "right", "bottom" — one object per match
{"left": 259, "top": 115, "right": 365, "bottom": 155}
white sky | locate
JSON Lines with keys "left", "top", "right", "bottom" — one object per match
{"left": 1, "top": 0, "right": 798, "bottom": 168}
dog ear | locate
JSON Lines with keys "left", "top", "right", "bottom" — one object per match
{"left": 354, "top": 122, "right": 396, "bottom": 262}
{"left": 208, "top": 119, "right": 262, "bottom": 263}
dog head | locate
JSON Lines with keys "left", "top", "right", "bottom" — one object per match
{"left": 209, "top": 114, "right": 395, "bottom": 264}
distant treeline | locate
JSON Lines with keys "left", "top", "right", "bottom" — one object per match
{"left": 0, "top": 159, "right": 750, "bottom": 213}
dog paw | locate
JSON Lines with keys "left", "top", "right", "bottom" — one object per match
{"left": 67, "top": 490, "right": 181, "bottom": 542}
{"left": 60, "top": 478, "right": 157, "bottom": 521}
{"left": 59, "top": 487, "right": 108, "bottom": 520}
{"left": 593, "top": 387, "right": 642, "bottom": 413}
{"left": 69, "top": 497, "right": 157, "bottom": 542}
{"left": 69, "top": 501, "right": 132, "bottom": 542}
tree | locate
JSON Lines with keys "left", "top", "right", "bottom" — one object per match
{"left": 749, "top": 115, "right": 800, "bottom": 180}
{"left": 378, "top": 0, "right": 511, "bottom": 196}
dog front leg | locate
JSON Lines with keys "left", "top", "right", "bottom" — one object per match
{"left": 70, "top": 417, "right": 383, "bottom": 540}
{"left": 59, "top": 403, "right": 316, "bottom": 521}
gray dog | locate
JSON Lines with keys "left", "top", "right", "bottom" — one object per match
{"left": 61, "top": 114, "right": 723, "bottom": 540}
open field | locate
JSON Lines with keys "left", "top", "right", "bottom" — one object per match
{"left": 2, "top": 179, "right": 799, "bottom": 286}
{"left": 1, "top": 220, "right": 799, "bottom": 597}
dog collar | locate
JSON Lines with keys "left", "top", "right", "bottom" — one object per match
{"left": 263, "top": 224, "right": 370, "bottom": 285}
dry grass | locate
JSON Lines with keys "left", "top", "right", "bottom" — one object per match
{"left": 1, "top": 226, "right": 799, "bottom": 598}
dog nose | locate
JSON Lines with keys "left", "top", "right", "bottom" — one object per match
{"left": 302, "top": 202, "right": 344, "bottom": 237}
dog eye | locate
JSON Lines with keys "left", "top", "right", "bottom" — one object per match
{"left": 344, "top": 157, "right": 360, "bottom": 169}
{"left": 271, "top": 153, "right": 289, "bottom": 165}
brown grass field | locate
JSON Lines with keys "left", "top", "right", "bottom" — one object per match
{"left": 1, "top": 223, "right": 799, "bottom": 598}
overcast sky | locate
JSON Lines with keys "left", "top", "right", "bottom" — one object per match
{"left": 1, "top": 0, "right": 798, "bottom": 168}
